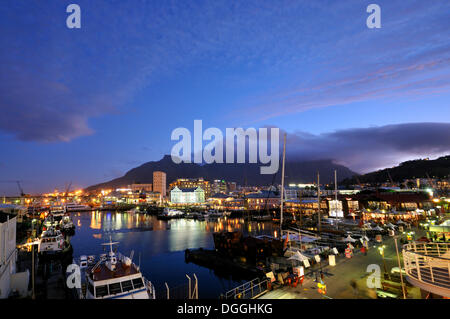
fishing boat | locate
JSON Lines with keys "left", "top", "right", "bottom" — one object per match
{"left": 60, "top": 214, "right": 75, "bottom": 234}
{"left": 73, "top": 237, "right": 156, "bottom": 299}
{"left": 38, "top": 226, "right": 72, "bottom": 260}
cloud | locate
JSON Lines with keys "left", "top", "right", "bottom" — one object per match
{"left": 0, "top": 69, "right": 97, "bottom": 142}
{"left": 285, "top": 122, "right": 450, "bottom": 173}
{"left": 0, "top": 0, "right": 449, "bottom": 142}
{"left": 231, "top": 1, "right": 450, "bottom": 122}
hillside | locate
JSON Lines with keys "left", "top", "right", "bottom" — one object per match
{"left": 86, "top": 155, "right": 357, "bottom": 191}
{"left": 342, "top": 155, "right": 450, "bottom": 185}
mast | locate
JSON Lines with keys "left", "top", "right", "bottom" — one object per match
{"left": 280, "top": 133, "right": 286, "bottom": 237}
{"left": 317, "top": 171, "right": 321, "bottom": 234}
{"left": 335, "top": 169, "right": 339, "bottom": 229}
{"left": 334, "top": 169, "right": 338, "bottom": 202}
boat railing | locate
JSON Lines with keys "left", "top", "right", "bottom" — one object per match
{"left": 223, "top": 277, "right": 269, "bottom": 299}
{"left": 402, "top": 242, "right": 450, "bottom": 297}
{"left": 144, "top": 278, "right": 156, "bottom": 299}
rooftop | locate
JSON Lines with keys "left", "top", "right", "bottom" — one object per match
{"left": 0, "top": 212, "right": 16, "bottom": 223}
{"left": 88, "top": 261, "right": 140, "bottom": 282}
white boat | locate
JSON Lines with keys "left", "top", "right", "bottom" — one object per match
{"left": 159, "top": 207, "right": 184, "bottom": 219}
{"left": 60, "top": 214, "right": 75, "bottom": 231}
{"left": 50, "top": 205, "right": 66, "bottom": 219}
{"left": 43, "top": 214, "right": 59, "bottom": 228}
{"left": 38, "top": 227, "right": 67, "bottom": 255}
{"left": 65, "top": 203, "right": 92, "bottom": 212}
{"left": 74, "top": 237, "right": 156, "bottom": 299}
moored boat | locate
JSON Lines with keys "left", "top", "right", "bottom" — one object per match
{"left": 38, "top": 226, "right": 72, "bottom": 261}
{"left": 73, "top": 237, "right": 156, "bottom": 299}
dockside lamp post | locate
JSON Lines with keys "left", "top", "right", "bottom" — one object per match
{"left": 378, "top": 245, "right": 389, "bottom": 279}
{"left": 393, "top": 236, "right": 407, "bottom": 299}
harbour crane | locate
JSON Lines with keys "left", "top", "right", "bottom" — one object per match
{"left": 64, "top": 181, "right": 73, "bottom": 199}
{"left": 0, "top": 180, "right": 28, "bottom": 197}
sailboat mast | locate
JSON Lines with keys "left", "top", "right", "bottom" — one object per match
{"left": 317, "top": 171, "right": 321, "bottom": 234}
{"left": 335, "top": 169, "right": 338, "bottom": 202}
{"left": 280, "top": 133, "right": 286, "bottom": 236}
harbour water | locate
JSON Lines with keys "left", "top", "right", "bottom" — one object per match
{"left": 68, "top": 211, "right": 277, "bottom": 298}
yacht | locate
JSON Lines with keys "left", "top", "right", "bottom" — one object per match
{"left": 65, "top": 203, "right": 92, "bottom": 212}
{"left": 50, "top": 205, "right": 66, "bottom": 219}
{"left": 158, "top": 207, "right": 184, "bottom": 220}
{"left": 73, "top": 237, "right": 156, "bottom": 299}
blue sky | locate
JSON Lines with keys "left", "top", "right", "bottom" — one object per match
{"left": 0, "top": 0, "right": 449, "bottom": 194}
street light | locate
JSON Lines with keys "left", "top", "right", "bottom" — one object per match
{"left": 393, "top": 236, "right": 407, "bottom": 299}
{"left": 378, "top": 245, "right": 389, "bottom": 280}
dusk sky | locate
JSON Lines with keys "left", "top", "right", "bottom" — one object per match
{"left": 0, "top": 0, "right": 449, "bottom": 195}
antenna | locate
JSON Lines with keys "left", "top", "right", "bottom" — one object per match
{"left": 101, "top": 236, "right": 119, "bottom": 254}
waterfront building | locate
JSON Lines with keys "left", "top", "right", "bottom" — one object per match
{"left": 170, "top": 187, "right": 205, "bottom": 204}
{"left": 211, "top": 180, "right": 227, "bottom": 195}
{"left": 227, "top": 182, "right": 237, "bottom": 192}
{"left": 328, "top": 199, "right": 344, "bottom": 218}
{"left": 353, "top": 189, "right": 433, "bottom": 211}
{"left": 0, "top": 204, "right": 27, "bottom": 222}
{"left": 169, "top": 178, "right": 211, "bottom": 198}
{"left": 245, "top": 191, "right": 280, "bottom": 210}
{"left": 0, "top": 213, "right": 23, "bottom": 298}
{"left": 207, "top": 193, "right": 244, "bottom": 210}
{"left": 143, "top": 192, "right": 162, "bottom": 204}
{"left": 284, "top": 198, "right": 328, "bottom": 215}
{"left": 153, "top": 171, "right": 167, "bottom": 198}
{"left": 130, "top": 183, "right": 153, "bottom": 192}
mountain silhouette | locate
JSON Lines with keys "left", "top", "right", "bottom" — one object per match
{"left": 86, "top": 155, "right": 357, "bottom": 191}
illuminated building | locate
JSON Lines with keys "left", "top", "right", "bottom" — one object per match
{"left": 153, "top": 171, "right": 167, "bottom": 198}
{"left": 211, "top": 180, "right": 227, "bottom": 194}
{"left": 170, "top": 187, "right": 205, "bottom": 204}
{"left": 245, "top": 191, "right": 280, "bottom": 210}
{"left": 169, "top": 178, "right": 211, "bottom": 198}
{"left": 130, "top": 183, "right": 152, "bottom": 192}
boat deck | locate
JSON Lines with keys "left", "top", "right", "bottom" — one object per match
{"left": 88, "top": 261, "right": 140, "bottom": 282}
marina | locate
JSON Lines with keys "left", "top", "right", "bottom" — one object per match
{"left": 1, "top": 2, "right": 449, "bottom": 307}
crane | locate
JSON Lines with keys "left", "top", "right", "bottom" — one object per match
{"left": 64, "top": 181, "right": 73, "bottom": 199}
{"left": 0, "top": 180, "right": 27, "bottom": 197}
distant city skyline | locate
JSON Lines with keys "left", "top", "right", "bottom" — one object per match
{"left": 0, "top": 0, "right": 449, "bottom": 195}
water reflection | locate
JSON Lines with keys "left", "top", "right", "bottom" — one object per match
{"left": 69, "top": 211, "right": 275, "bottom": 298}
